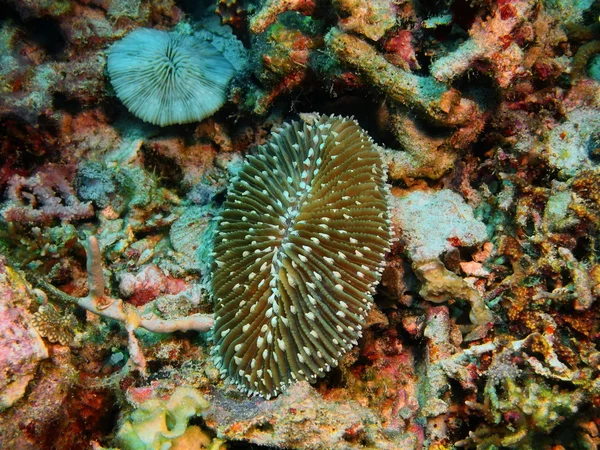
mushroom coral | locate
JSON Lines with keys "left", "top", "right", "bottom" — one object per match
{"left": 107, "top": 28, "right": 235, "bottom": 126}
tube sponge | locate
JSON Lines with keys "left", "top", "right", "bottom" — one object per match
{"left": 107, "top": 28, "right": 235, "bottom": 126}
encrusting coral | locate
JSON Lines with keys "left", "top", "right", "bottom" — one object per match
{"left": 212, "top": 114, "right": 391, "bottom": 398}
{"left": 30, "top": 303, "right": 76, "bottom": 346}
{"left": 107, "top": 28, "right": 235, "bottom": 126}
{"left": 0, "top": 262, "right": 49, "bottom": 411}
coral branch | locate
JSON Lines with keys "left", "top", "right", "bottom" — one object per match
{"left": 86, "top": 236, "right": 106, "bottom": 303}
{"left": 558, "top": 247, "right": 595, "bottom": 311}
{"left": 2, "top": 165, "right": 94, "bottom": 226}
{"left": 249, "top": 0, "right": 316, "bottom": 34}
{"left": 31, "top": 237, "right": 215, "bottom": 335}
{"left": 383, "top": 109, "right": 485, "bottom": 180}
{"left": 326, "top": 28, "right": 479, "bottom": 127}
{"left": 429, "top": 0, "right": 533, "bottom": 85}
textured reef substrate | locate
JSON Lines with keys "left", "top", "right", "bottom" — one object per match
{"left": 1, "top": 0, "right": 600, "bottom": 449}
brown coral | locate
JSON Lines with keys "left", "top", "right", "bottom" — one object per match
{"left": 212, "top": 115, "right": 391, "bottom": 398}
{"left": 30, "top": 303, "right": 76, "bottom": 346}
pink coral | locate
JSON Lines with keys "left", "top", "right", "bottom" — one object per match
{"left": 118, "top": 265, "right": 188, "bottom": 307}
{"left": 0, "top": 261, "right": 48, "bottom": 411}
{"left": 1, "top": 164, "right": 93, "bottom": 226}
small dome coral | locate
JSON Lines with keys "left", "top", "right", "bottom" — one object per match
{"left": 107, "top": 28, "right": 235, "bottom": 126}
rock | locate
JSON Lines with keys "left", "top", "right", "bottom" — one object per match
{"left": 391, "top": 189, "right": 488, "bottom": 263}
{"left": 0, "top": 261, "right": 48, "bottom": 411}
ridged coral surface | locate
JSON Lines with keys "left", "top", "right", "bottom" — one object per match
{"left": 107, "top": 28, "right": 235, "bottom": 126}
{"left": 212, "top": 115, "right": 391, "bottom": 398}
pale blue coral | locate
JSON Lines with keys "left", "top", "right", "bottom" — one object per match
{"left": 107, "top": 28, "right": 235, "bottom": 126}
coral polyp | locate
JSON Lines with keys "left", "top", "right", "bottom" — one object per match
{"left": 211, "top": 115, "right": 391, "bottom": 398}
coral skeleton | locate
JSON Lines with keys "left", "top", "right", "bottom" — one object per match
{"left": 32, "top": 236, "right": 214, "bottom": 335}
{"left": 212, "top": 114, "right": 391, "bottom": 398}
{"left": 326, "top": 29, "right": 478, "bottom": 127}
{"left": 429, "top": 0, "right": 533, "bottom": 86}
{"left": 107, "top": 28, "right": 235, "bottom": 126}
{"left": 2, "top": 166, "right": 94, "bottom": 225}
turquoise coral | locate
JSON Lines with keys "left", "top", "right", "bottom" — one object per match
{"left": 107, "top": 28, "right": 235, "bottom": 126}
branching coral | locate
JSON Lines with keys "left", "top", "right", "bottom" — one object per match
{"left": 325, "top": 29, "right": 486, "bottom": 180}
{"left": 216, "top": 0, "right": 248, "bottom": 32}
{"left": 429, "top": 0, "right": 534, "bottom": 87}
{"left": 37, "top": 236, "right": 214, "bottom": 333}
{"left": 455, "top": 332, "right": 590, "bottom": 449}
{"left": 249, "top": 19, "right": 322, "bottom": 115}
{"left": 2, "top": 0, "right": 600, "bottom": 446}
{"left": 326, "top": 29, "right": 478, "bottom": 128}
{"left": 26, "top": 236, "right": 214, "bottom": 373}
{"left": 1, "top": 165, "right": 94, "bottom": 226}
{"left": 249, "top": 0, "right": 316, "bottom": 34}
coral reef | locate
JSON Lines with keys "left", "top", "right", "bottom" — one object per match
{"left": 204, "top": 381, "right": 419, "bottom": 449}
{"left": 1, "top": 0, "right": 600, "bottom": 448}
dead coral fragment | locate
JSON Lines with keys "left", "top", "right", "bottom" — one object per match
{"left": 326, "top": 29, "right": 478, "bottom": 127}
{"left": 212, "top": 114, "right": 391, "bottom": 398}
{"left": 249, "top": 0, "right": 316, "bottom": 33}
{"left": 1, "top": 165, "right": 93, "bottom": 226}
{"left": 429, "top": 0, "right": 533, "bottom": 86}
{"left": 33, "top": 237, "right": 214, "bottom": 335}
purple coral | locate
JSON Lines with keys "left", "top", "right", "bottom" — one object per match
{"left": 1, "top": 164, "right": 93, "bottom": 226}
